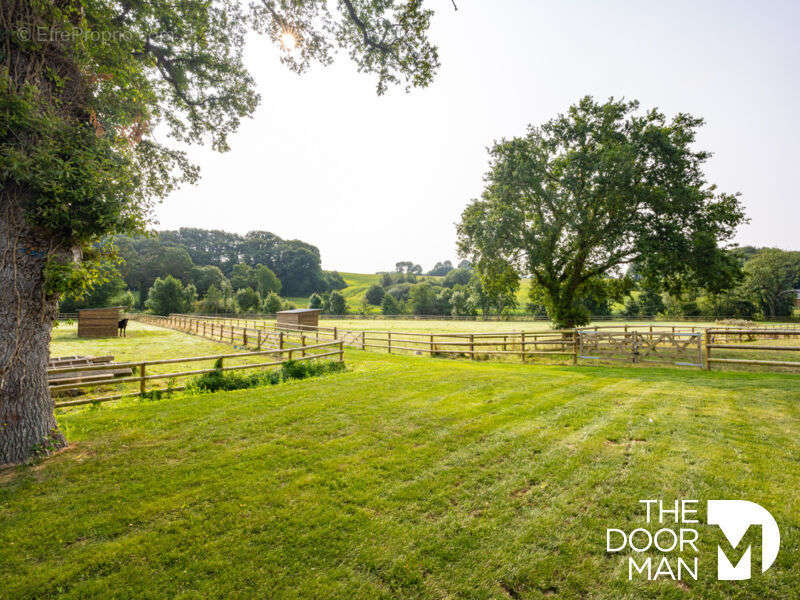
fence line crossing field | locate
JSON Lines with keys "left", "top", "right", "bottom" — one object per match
{"left": 1, "top": 319, "right": 799, "bottom": 599}
{"left": 158, "top": 314, "right": 800, "bottom": 373}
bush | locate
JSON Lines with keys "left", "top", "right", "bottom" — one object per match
{"left": 386, "top": 283, "right": 411, "bottom": 302}
{"left": 110, "top": 290, "right": 136, "bottom": 311}
{"left": 408, "top": 282, "right": 436, "bottom": 315}
{"left": 623, "top": 296, "right": 640, "bottom": 317}
{"left": 199, "top": 284, "right": 225, "bottom": 313}
{"left": 443, "top": 267, "right": 472, "bottom": 288}
{"left": 190, "top": 358, "right": 345, "bottom": 392}
{"left": 309, "top": 293, "right": 324, "bottom": 309}
{"left": 381, "top": 293, "right": 401, "bottom": 315}
{"left": 365, "top": 284, "right": 385, "bottom": 305}
{"left": 323, "top": 271, "right": 347, "bottom": 291}
{"left": 328, "top": 291, "right": 346, "bottom": 314}
{"left": 236, "top": 287, "right": 261, "bottom": 312}
{"left": 263, "top": 291, "right": 283, "bottom": 314}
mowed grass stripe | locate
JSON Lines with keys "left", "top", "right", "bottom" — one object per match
{"left": 2, "top": 348, "right": 800, "bottom": 598}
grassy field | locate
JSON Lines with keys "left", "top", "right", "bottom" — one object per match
{"left": 316, "top": 318, "right": 720, "bottom": 334}
{"left": 49, "top": 321, "right": 336, "bottom": 401}
{"left": 1, "top": 324, "right": 799, "bottom": 598}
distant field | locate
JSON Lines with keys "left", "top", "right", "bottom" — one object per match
{"left": 2, "top": 325, "right": 798, "bottom": 598}
{"left": 316, "top": 318, "right": 716, "bottom": 334}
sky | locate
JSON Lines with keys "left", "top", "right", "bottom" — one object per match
{"left": 155, "top": 0, "right": 800, "bottom": 273}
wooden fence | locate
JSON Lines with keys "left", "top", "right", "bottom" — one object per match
{"left": 50, "top": 339, "right": 344, "bottom": 408}
{"left": 705, "top": 328, "right": 800, "bottom": 370}
{"left": 144, "top": 315, "right": 800, "bottom": 372}
{"left": 164, "top": 314, "right": 579, "bottom": 364}
{"left": 577, "top": 330, "right": 703, "bottom": 367}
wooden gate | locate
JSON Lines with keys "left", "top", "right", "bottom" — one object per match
{"left": 578, "top": 330, "right": 702, "bottom": 367}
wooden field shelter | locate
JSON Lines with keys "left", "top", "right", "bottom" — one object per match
{"left": 77, "top": 307, "right": 122, "bottom": 338}
{"left": 276, "top": 308, "right": 321, "bottom": 330}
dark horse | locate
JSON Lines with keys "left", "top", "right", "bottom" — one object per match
{"left": 118, "top": 318, "right": 129, "bottom": 337}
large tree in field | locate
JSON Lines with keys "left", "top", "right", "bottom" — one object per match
{"left": 1, "top": 0, "right": 439, "bottom": 464}
{"left": 457, "top": 97, "right": 746, "bottom": 329}
{"left": 742, "top": 249, "right": 800, "bottom": 317}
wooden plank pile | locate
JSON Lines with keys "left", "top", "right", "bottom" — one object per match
{"left": 48, "top": 356, "right": 133, "bottom": 389}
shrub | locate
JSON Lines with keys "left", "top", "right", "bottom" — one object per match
{"left": 328, "top": 291, "right": 346, "bottom": 314}
{"left": 236, "top": 287, "right": 261, "bottom": 312}
{"left": 365, "top": 284, "right": 385, "bottom": 305}
{"left": 190, "top": 358, "right": 344, "bottom": 392}
{"left": 408, "top": 282, "right": 437, "bottom": 315}
{"left": 386, "top": 283, "right": 411, "bottom": 302}
{"left": 199, "top": 284, "right": 225, "bottom": 313}
{"left": 323, "top": 271, "right": 347, "bottom": 291}
{"left": 309, "top": 293, "right": 324, "bottom": 309}
{"left": 442, "top": 267, "right": 472, "bottom": 288}
{"left": 381, "top": 293, "right": 401, "bottom": 315}
{"left": 263, "top": 291, "right": 283, "bottom": 314}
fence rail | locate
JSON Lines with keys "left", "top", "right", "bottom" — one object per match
{"left": 155, "top": 310, "right": 800, "bottom": 324}
{"left": 50, "top": 338, "right": 344, "bottom": 408}
{"left": 163, "top": 314, "right": 579, "bottom": 364}
{"left": 705, "top": 328, "right": 800, "bottom": 370}
{"left": 138, "top": 315, "right": 800, "bottom": 372}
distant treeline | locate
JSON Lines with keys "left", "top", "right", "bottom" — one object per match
{"left": 59, "top": 228, "right": 347, "bottom": 313}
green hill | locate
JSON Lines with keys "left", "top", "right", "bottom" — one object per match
{"left": 290, "top": 272, "right": 531, "bottom": 313}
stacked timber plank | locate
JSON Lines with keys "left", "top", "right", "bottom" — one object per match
{"left": 48, "top": 355, "right": 132, "bottom": 388}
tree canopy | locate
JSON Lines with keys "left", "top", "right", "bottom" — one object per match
{"left": 1, "top": 0, "right": 440, "bottom": 464}
{"left": 458, "top": 96, "right": 746, "bottom": 328}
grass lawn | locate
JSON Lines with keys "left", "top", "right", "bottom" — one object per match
{"left": 1, "top": 324, "right": 799, "bottom": 598}
{"left": 48, "top": 321, "right": 304, "bottom": 401}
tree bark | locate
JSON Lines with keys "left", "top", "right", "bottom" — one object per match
{"left": 0, "top": 197, "right": 66, "bottom": 466}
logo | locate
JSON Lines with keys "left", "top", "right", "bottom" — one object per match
{"left": 606, "top": 499, "right": 780, "bottom": 582}
{"left": 707, "top": 500, "right": 780, "bottom": 580}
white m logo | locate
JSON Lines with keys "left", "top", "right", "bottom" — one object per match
{"left": 707, "top": 500, "right": 780, "bottom": 580}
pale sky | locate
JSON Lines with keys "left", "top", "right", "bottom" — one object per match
{"left": 155, "top": 0, "right": 800, "bottom": 273}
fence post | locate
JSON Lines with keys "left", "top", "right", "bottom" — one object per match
{"left": 243, "top": 329, "right": 248, "bottom": 347}
{"left": 339, "top": 341, "right": 344, "bottom": 362}
{"left": 333, "top": 326, "right": 338, "bottom": 340}
{"left": 521, "top": 332, "right": 526, "bottom": 363}
{"left": 572, "top": 332, "right": 578, "bottom": 365}
{"left": 301, "top": 335, "right": 306, "bottom": 357}
{"left": 362, "top": 332, "right": 366, "bottom": 351}
{"left": 139, "top": 363, "right": 146, "bottom": 396}
{"left": 279, "top": 332, "right": 284, "bottom": 350}
{"left": 470, "top": 334, "right": 475, "bottom": 359}
{"left": 430, "top": 334, "right": 434, "bottom": 356}
{"left": 705, "top": 329, "right": 711, "bottom": 370}
{"left": 257, "top": 331, "right": 262, "bottom": 350}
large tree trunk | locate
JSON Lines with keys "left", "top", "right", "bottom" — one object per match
{"left": 0, "top": 198, "right": 65, "bottom": 465}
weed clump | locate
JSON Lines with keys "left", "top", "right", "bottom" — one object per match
{"left": 190, "top": 359, "right": 345, "bottom": 393}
